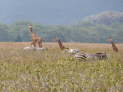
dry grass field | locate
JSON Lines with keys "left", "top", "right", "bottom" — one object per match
{"left": 0, "top": 42, "right": 123, "bottom": 92}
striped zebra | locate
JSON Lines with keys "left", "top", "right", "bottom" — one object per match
{"left": 74, "top": 52, "right": 107, "bottom": 61}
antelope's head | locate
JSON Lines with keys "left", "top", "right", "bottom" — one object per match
{"left": 52, "top": 37, "right": 66, "bottom": 50}
{"left": 28, "top": 24, "right": 33, "bottom": 32}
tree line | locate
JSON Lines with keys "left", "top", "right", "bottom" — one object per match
{"left": 0, "top": 20, "right": 123, "bottom": 43}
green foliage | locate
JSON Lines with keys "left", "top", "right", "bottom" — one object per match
{"left": 0, "top": 23, "right": 12, "bottom": 41}
{"left": 0, "top": 20, "right": 123, "bottom": 42}
{"left": 15, "top": 35, "right": 22, "bottom": 42}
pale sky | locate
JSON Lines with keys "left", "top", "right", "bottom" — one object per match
{"left": 0, "top": 0, "right": 123, "bottom": 24}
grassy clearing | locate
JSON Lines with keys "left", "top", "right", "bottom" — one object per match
{"left": 0, "top": 42, "right": 123, "bottom": 92}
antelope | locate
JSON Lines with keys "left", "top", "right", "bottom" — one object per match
{"left": 28, "top": 24, "right": 43, "bottom": 48}
{"left": 107, "top": 37, "right": 118, "bottom": 52}
{"left": 53, "top": 38, "right": 80, "bottom": 54}
{"left": 24, "top": 25, "right": 47, "bottom": 51}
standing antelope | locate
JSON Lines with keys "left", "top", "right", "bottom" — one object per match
{"left": 53, "top": 38, "right": 80, "bottom": 54}
{"left": 24, "top": 25, "right": 47, "bottom": 50}
{"left": 28, "top": 24, "right": 43, "bottom": 48}
{"left": 107, "top": 37, "right": 118, "bottom": 52}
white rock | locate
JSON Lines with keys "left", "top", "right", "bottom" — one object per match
{"left": 23, "top": 46, "right": 36, "bottom": 50}
{"left": 65, "top": 49, "right": 80, "bottom": 54}
{"left": 24, "top": 45, "right": 48, "bottom": 51}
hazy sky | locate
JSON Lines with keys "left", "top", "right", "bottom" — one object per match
{"left": 0, "top": 0, "right": 123, "bottom": 24}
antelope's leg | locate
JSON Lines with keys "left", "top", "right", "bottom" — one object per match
{"left": 37, "top": 38, "right": 42, "bottom": 48}
{"left": 31, "top": 40, "right": 37, "bottom": 47}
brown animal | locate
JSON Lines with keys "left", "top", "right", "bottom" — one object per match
{"left": 107, "top": 37, "right": 118, "bottom": 52}
{"left": 28, "top": 24, "right": 43, "bottom": 48}
{"left": 53, "top": 38, "right": 69, "bottom": 50}
{"left": 53, "top": 38, "right": 81, "bottom": 54}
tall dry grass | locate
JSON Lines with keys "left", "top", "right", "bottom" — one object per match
{"left": 0, "top": 42, "right": 123, "bottom": 92}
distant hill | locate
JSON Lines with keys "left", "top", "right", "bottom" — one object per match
{"left": 83, "top": 11, "right": 123, "bottom": 25}
{"left": 0, "top": 11, "right": 123, "bottom": 42}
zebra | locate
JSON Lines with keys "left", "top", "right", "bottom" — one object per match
{"left": 74, "top": 52, "right": 107, "bottom": 61}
